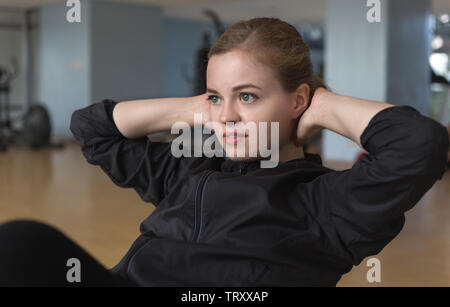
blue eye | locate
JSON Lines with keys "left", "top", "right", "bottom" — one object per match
{"left": 207, "top": 93, "right": 258, "bottom": 104}
{"left": 240, "top": 93, "right": 257, "bottom": 103}
{"left": 207, "top": 95, "right": 220, "bottom": 104}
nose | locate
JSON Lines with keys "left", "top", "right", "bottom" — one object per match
{"left": 219, "top": 101, "right": 241, "bottom": 124}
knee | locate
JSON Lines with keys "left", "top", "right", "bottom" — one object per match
{"left": 0, "top": 219, "right": 66, "bottom": 244}
{"left": 0, "top": 219, "right": 56, "bottom": 232}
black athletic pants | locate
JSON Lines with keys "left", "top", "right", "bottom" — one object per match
{"left": 0, "top": 219, "right": 137, "bottom": 286}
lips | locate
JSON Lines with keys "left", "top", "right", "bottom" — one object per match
{"left": 222, "top": 130, "right": 248, "bottom": 145}
{"left": 223, "top": 131, "right": 247, "bottom": 138}
{"left": 223, "top": 133, "right": 247, "bottom": 145}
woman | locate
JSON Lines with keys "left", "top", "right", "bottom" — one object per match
{"left": 1, "top": 17, "right": 448, "bottom": 287}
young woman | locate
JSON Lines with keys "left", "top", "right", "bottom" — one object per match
{"left": 0, "top": 17, "right": 448, "bottom": 287}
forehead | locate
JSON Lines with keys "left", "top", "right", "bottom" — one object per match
{"left": 206, "top": 49, "right": 275, "bottom": 87}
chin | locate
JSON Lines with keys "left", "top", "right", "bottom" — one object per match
{"left": 225, "top": 155, "right": 261, "bottom": 162}
{"left": 220, "top": 139, "right": 262, "bottom": 162}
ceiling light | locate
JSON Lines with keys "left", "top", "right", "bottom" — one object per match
{"left": 439, "top": 14, "right": 449, "bottom": 24}
{"left": 432, "top": 36, "right": 444, "bottom": 50}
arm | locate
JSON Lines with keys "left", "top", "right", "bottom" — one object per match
{"left": 302, "top": 89, "right": 449, "bottom": 265}
{"left": 310, "top": 88, "right": 395, "bottom": 148}
{"left": 70, "top": 95, "right": 206, "bottom": 206}
{"left": 112, "top": 95, "right": 206, "bottom": 139}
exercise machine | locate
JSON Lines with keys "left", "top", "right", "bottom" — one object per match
{"left": 0, "top": 58, "right": 63, "bottom": 151}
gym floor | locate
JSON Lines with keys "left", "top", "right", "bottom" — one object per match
{"left": 1, "top": 139, "right": 449, "bottom": 286}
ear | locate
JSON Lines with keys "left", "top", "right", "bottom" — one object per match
{"left": 291, "top": 83, "right": 310, "bottom": 119}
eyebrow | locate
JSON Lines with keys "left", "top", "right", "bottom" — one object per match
{"left": 206, "top": 84, "right": 262, "bottom": 95}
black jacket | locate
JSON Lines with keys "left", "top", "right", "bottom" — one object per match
{"left": 70, "top": 99, "right": 449, "bottom": 286}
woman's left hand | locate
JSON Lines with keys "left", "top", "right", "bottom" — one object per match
{"left": 296, "top": 88, "right": 327, "bottom": 145}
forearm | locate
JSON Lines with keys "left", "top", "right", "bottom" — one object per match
{"left": 112, "top": 95, "right": 203, "bottom": 139}
{"left": 313, "top": 89, "right": 395, "bottom": 149}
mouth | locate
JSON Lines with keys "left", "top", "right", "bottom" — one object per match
{"left": 223, "top": 132, "right": 247, "bottom": 137}
{"left": 223, "top": 131, "right": 248, "bottom": 145}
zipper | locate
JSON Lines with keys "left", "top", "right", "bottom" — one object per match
{"left": 239, "top": 162, "right": 249, "bottom": 175}
{"left": 191, "top": 170, "right": 215, "bottom": 242}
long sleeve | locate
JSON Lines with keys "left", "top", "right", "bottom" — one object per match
{"left": 70, "top": 99, "right": 187, "bottom": 206}
{"left": 310, "top": 105, "right": 449, "bottom": 265}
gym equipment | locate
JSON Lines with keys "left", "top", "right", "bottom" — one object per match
{"left": 0, "top": 58, "right": 63, "bottom": 151}
{"left": 0, "top": 58, "right": 19, "bottom": 151}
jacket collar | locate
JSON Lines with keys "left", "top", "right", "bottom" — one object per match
{"left": 219, "top": 152, "right": 323, "bottom": 174}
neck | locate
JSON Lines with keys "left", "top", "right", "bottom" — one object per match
{"left": 279, "top": 142, "right": 305, "bottom": 163}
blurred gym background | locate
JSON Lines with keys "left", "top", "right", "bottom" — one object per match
{"left": 0, "top": 0, "right": 449, "bottom": 286}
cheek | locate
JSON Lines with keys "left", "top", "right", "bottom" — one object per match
{"left": 210, "top": 107, "right": 220, "bottom": 121}
{"left": 208, "top": 108, "right": 223, "bottom": 132}
{"left": 253, "top": 110, "right": 293, "bottom": 144}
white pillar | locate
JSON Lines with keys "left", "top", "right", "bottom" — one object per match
{"left": 323, "top": 0, "right": 432, "bottom": 162}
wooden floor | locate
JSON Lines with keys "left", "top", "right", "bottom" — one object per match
{"left": 1, "top": 139, "right": 449, "bottom": 286}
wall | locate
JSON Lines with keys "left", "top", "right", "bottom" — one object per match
{"left": 162, "top": 16, "right": 206, "bottom": 98}
{"left": 324, "top": 0, "right": 388, "bottom": 162}
{"left": 38, "top": 0, "right": 164, "bottom": 137}
{"left": 39, "top": 0, "right": 91, "bottom": 137}
{"left": 387, "top": 0, "right": 432, "bottom": 115}
{"left": 90, "top": 1, "right": 163, "bottom": 103}
{"left": 323, "top": 0, "right": 432, "bottom": 162}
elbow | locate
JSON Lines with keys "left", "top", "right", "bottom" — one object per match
{"left": 413, "top": 120, "right": 449, "bottom": 180}
{"left": 387, "top": 119, "right": 449, "bottom": 179}
{"left": 429, "top": 122, "right": 449, "bottom": 180}
{"left": 69, "top": 108, "right": 96, "bottom": 149}
{"left": 69, "top": 107, "right": 99, "bottom": 149}
{"left": 69, "top": 109, "right": 85, "bottom": 144}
